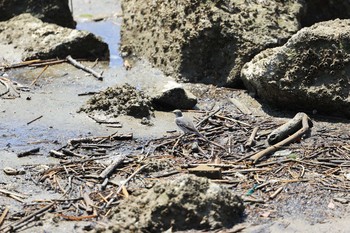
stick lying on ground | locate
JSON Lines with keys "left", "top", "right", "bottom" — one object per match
{"left": 0, "top": 203, "right": 55, "bottom": 232}
{"left": 17, "top": 147, "right": 40, "bottom": 157}
{"left": 0, "top": 77, "right": 21, "bottom": 98}
{"left": 66, "top": 55, "right": 103, "bottom": 81}
{"left": 245, "top": 126, "right": 259, "bottom": 149}
{"left": 1, "top": 59, "right": 62, "bottom": 69}
{"left": 267, "top": 112, "right": 313, "bottom": 145}
{"left": 99, "top": 155, "right": 126, "bottom": 180}
{"left": 250, "top": 112, "right": 312, "bottom": 163}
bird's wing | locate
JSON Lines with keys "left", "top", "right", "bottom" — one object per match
{"left": 176, "top": 117, "right": 199, "bottom": 134}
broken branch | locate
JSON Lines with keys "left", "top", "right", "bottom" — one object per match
{"left": 250, "top": 112, "right": 312, "bottom": 163}
{"left": 66, "top": 55, "right": 103, "bottom": 80}
{"left": 267, "top": 112, "right": 313, "bottom": 145}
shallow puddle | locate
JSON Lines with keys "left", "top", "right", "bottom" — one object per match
{"left": 76, "top": 20, "right": 123, "bottom": 68}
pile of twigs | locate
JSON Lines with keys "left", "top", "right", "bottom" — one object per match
{"left": 1, "top": 108, "right": 349, "bottom": 231}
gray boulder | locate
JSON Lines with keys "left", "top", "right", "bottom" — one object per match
{"left": 0, "top": 0, "right": 75, "bottom": 28}
{"left": 0, "top": 14, "right": 109, "bottom": 63}
{"left": 241, "top": 19, "right": 350, "bottom": 117}
{"left": 121, "top": 0, "right": 303, "bottom": 86}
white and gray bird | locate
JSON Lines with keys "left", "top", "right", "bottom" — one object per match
{"left": 172, "top": 109, "right": 207, "bottom": 140}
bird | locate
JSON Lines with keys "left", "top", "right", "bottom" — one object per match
{"left": 172, "top": 109, "right": 207, "bottom": 140}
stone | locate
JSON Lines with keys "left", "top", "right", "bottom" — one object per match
{"left": 150, "top": 80, "right": 197, "bottom": 110}
{"left": 98, "top": 175, "right": 244, "bottom": 232}
{"left": 119, "top": 59, "right": 198, "bottom": 110}
{"left": 241, "top": 19, "right": 350, "bottom": 117}
{"left": 0, "top": 0, "right": 75, "bottom": 28}
{"left": 120, "top": 0, "right": 304, "bottom": 86}
{"left": 0, "top": 14, "right": 109, "bottom": 63}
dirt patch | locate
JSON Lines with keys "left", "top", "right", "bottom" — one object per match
{"left": 79, "top": 83, "right": 154, "bottom": 121}
{"left": 98, "top": 175, "right": 244, "bottom": 232}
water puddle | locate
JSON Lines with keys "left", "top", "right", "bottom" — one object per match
{"left": 0, "top": 8, "right": 176, "bottom": 154}
{"left": 76, "top": 20, "right": 123, "bottom": 68}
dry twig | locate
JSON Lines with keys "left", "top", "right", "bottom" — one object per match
{"left": 66, "top": 55, "right": 103, "bottom": 80}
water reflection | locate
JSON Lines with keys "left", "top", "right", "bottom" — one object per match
{"left": 76, "top": 20, "right": 123, "bottom": 68}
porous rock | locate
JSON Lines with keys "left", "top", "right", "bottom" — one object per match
{"left": 79, "top": 83, "right": 153, "bottom": 119}
{"left": 0, "top": 0, "right": 75, "bottom": 28}
{"left": 121, "top": 0, "right": 303, "bottom": 86}
{"left": 241, "top": 19, "right": 350, "bottom": 117}
{"left": 0, "top": 14, "right": 108, "bottom": 63}
{"left": 98, "top": 175, "right": 244, "bottom": 232}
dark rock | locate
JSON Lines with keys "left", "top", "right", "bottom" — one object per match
{"left": 119, "top": 59, "right": 198, "bottom": 110}
{"left": 98, "top": 175, "right": 244, "bottom": 232}
{"left": 0, "top": 0, "right": 75, "bottom": 28}
{"left": 150, "top": 80, "right": 197, "bottom": 110}
{"left": 241, "top": 19, "right": 350, "bottom": 117}
{"left": 301, "top": 0, "right": 350, "bottom": 27}
{"left": 120, "top": 0, "right": 304, "bottom": 86}
{"left": 0, "top": 14, "right": 109, "bottom": 63}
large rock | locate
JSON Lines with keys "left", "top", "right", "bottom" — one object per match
{"left": 241, "top": 19, "right": 350, "bottom": 117}
{"left": 0, "top": 14, "right": 109, "bottom": 63}
{"left": 0, "top": 0, "right": 75, "bottom": 28}
{"left": 120, "top": 0, "right": 304, "bottom": 86}
{"left": 98, "top": 175, "right": 244, "bottom": 232}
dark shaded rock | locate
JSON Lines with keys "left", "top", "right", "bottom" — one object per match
{"left": 301, "top": 0, "right": 350, "bottom": 27}
{"left": 121, "top": 0, "right": 304, "bottom": 86}
{"left": 241, "top": 19, "right": 350, "bottom": 117}
{"left": 97, "top": 175, "right": 244, "bottom": 232}
{"left": 0, "top": 0, "right": 75, "bottom": 28}
{"left": 79, "top": 83, "right": 154, "bottom": 120}
{"left": 0, "top": 14, "right": 108, "bottom": 63}
{"left": 118, "top": 59, "right": 198, "bottom": 110}
{"left": 150, "top": 80, "right": 197, "bottom": 110}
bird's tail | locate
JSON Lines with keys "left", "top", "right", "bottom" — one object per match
{"left": 195, "top": 131, "right": 209, "bottom": 142}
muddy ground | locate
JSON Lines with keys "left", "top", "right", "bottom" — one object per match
{"left": 0, "top": 0, "right": 350, "bottom": 232}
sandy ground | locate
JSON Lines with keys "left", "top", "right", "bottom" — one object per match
{"left": 0, "top": 0, "right": 349, "bottom": 232}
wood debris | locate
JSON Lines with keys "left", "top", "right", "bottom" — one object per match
{"left": 1, "top": 109, "right": 349, "bottom": 230}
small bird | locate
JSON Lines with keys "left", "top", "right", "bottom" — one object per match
{"left": 172, "top": 109, "right": 207, "bottom": 140}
